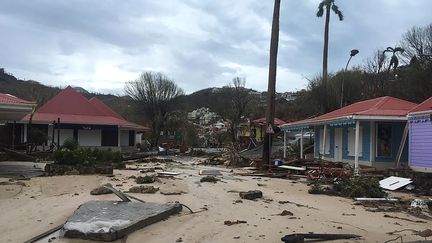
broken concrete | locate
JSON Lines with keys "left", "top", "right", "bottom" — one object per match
{"left": 90, "top": 183, "right": 114, "bottom": 195}
{"left": 62, "top": 201, "right": 182, "bottom": 241}
{"left": 239, "top": 190, "right": 262, "bottom": 200}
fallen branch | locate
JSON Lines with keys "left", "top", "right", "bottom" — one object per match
{"left": 384, "top": 214, "right": 427, "bottom": 223}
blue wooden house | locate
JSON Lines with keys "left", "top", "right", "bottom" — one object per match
{"left": 280, "top": 96, "right": 417, "bottom": 174}
{"left": 408, "top": 97, "right": 432, "bottom": 173}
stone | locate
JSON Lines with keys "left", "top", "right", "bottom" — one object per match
{"left": 239, "top": 190, "right": 262, "bottom": 200}
{"left": 279, "top": 210, "right": 294, "bottom": 216}
{"left": 62, "top": 201, "right": 182, "bottom": 241}
{"left": 128, "top": 185, "right": 159, "bottom": 193}
{"left": 64, "top": 169, "right": 80, "bottom": 175}
{"left": 224, "top": 220, "right": 247, "bottom": 226}
{"left": 90, "top": 184, "right": 114, "bottom": 195}
{"left": 200, "top": 176, "right": 219, "bottom": 183}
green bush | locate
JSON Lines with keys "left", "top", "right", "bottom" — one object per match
{"left": 52, "top": 148, "right": 122, "bottom": 165}
{"left": 62, "top": 138, "right": 79, "bottom": 151}
{"left": 335, "top": 176, "right": 386, "bottom": 198}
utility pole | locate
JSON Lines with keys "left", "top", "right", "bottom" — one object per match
{"left": 262, "top": 0, "right": 280, "bottom": 170}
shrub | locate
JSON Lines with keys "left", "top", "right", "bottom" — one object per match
{"left": 62, "top": 138, "right": 79, "bottom": 151}
{"left": 335, "top": 176, "right": 386, "bottom": 198}
{"left": 52, "top": 148, "right": 123, "bottom": 166}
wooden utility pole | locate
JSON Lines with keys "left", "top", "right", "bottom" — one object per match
{"left": 262, "top": 0, "right": 280, "bottom": 170}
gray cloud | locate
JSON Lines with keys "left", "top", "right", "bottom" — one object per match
{"left": 0, "top": 0, "right": 431, "bottom": 94}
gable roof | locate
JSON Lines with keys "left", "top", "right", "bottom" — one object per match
{"left": 0, "top": 93, "right": 35, "bottom": 106}
{"left": 251, "top": 117, "right": 286, "bottom": 126}
{"left": 409, "top": 97, "right": 432, "bottom": 114}
{"left": 89, "top": 97, "right": 124, "bottom": 119}
{"left": 318, "top": 96, "right": 417, "bottom": 120}
{"left": 282, "top": 96, "right": 417, "bottom": 129}
{"left": 22, "top": 86, "right": 149, "bottom": 131}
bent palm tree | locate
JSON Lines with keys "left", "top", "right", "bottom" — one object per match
{"left": 317, "top": 0, "right": 343, "bottom": 113}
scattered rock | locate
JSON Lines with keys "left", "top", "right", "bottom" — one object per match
{"left": 257, "top": 183, "right": 266, "bottom": 187}
{"left": 200, "top": 176, "right": 219, "bottom": 183}
{"left": 224, "top": 220, "right": 247, "bottom": 226}
{"left": 176, "top": 237, "right": 183, "bottom": 242}
{"left": 279, "top": 210, "right": 294, "bottom": 216}
{"left": 140, "top": 168, "right": 156, "bottom": 173}
{"left": 129, "top": 185, "right": 159, "bottom": 193}
{"left": 233, "top": 236, "right": 240, "bottom": 239}
{"left": 239, "top": 190, "right": 262, "bottom": 200}
{"left": 64, "top": 169, "right": 80, "bottom": 175}
{"left": 90, "top": 183, "right": 113, "bottom": 195}
{"left": 234, "top": 199, "right": 243, "bottom": 203}
{"left": 135, "top": 175, "right": 156, "bottom": 184}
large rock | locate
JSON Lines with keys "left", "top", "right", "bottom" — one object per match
{"left": 239, "top": 190, "right": 262, "bottom": 200}
{"left": 90, "top": 184, "right": 114, "bottom": 195}
{"left": 62, "top": 201, "right": 182, "bottom": 241}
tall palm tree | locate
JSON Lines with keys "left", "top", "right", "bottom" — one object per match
{"left": 316, "top": 0, "right": 343, "bottom": 113}
{"left": 262, "top": 0, "right": 280, "bottom": 169}
{"left": 383, "top": 46, "right": 405, "bottom": 71}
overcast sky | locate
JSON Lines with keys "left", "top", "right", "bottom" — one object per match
{"left": 1, "top": 0, "right": 431, "bottom": 94}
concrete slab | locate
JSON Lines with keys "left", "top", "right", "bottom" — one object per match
{"left": 0, "top": 161, "right": 44, "bottom": 178}
{"left": 62, "top": 201, "right": 182, "bottom": 241}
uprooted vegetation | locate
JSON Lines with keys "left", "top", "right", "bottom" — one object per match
{"left": 135, "top": 175, "right": 157, "bottom": 184}
{"left": 309, "top": 176, "right": 386, "bottom": 198}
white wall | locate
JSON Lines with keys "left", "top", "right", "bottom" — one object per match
{"left": 120, "top": 130, "right": 129, "bottom": 146}
{"left": 78, "top": 130, "right": 101, "bottom": 146}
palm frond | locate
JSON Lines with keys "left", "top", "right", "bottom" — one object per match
{"left": 332, "top": 4, "right": 344, "bottom": 20}
{"left": 316, "top": 2, "right": 325, "bottom": 17}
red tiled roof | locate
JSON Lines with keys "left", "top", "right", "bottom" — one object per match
{"left": 89, "top": 97, "right": 124, "bottom": 119}
{"left": 284, "top": 96, "right": 417, "bottom": 127}
{"left": 409, "top": 97, "right": 432, "bottom": 114}
{"left": 251, "top": 117, "right": 286, "bottom": 126}
{"left": 22, "top": 86, "right": 149, "bottom": 131}
{"left": 0, "top": 93, "right": 35, "bottom": 105}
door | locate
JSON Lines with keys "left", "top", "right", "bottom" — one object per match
{"left": 334, "top": 128, "right": 343, "bottom": 162}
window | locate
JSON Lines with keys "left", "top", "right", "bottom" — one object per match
{"left": 377, "top": 123, "right": 392, "bottom": 157}
{"left": 319, "top": 128, "right": 330, "bottom": 155}
{"left": 347, "top": 126, "right": 363, "bottom": 156}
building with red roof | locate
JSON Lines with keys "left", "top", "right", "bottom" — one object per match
{"left": 0, "top": 93, "right": 36, "bottom": 148}
{"left": 280, "top": 96, "right": 417, "bottom": 171}
{"left": 17, "top": 86, "right": 149, "bottom": 151}
{"left": 407, "top": 97, "right": 432, "bottom": 173}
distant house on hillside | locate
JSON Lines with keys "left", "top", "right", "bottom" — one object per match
{"left": 238, "top": 117, "right": 286, "bottom": 143}
{"left": 281, "top": 96, "right": 417, "bottom": 172}
{"left": 407, "top": 97, "right": 432, "bottom": 173}
{"left": 0, "top": 93, "right": 36, "bottom": 148}
{"left": 20, "top": 86, "right": 149, "bottom": 151}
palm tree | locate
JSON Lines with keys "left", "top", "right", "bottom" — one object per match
{"left": 262, "top": 0, "right": 280, "bottom": 170}
{"left": 316, "top": 0, "right": 343, "bottom": 113}
{"left": 383, "top": 47, "right": 405, "bottom": 71}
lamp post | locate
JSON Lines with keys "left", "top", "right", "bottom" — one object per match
{"left": 340, "top": 49, "right": 359, "bottom": 108}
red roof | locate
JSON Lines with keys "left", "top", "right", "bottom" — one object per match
{"left": 22, "top": 86, "right": 149, "bottom": 131}
{"left": 409, "top": 97, "right": 432, "bottom": 114}
{"left": 284, "top": 96, "right": 417, "bottom": 127}
{"left": 251, "top": 117, "right": 286, "bottom": 126}
{"left": 89, "top": 97, "right": 124, "bottom": 119}
{"left": 0, "top": 93, "right": 35, "bottom": 105}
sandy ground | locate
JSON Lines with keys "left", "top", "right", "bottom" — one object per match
{"left": 0, "top": 156, "right": 430, "bottom": 243}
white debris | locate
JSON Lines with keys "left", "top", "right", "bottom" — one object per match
{"left": 379, "top": 176, "right": 412, "bottom": 190}
{"left": 410, "top": 199, "right": 430, "bottom": 211}
{"left": 63, "top": 219, "right": 131, "bottom": 234}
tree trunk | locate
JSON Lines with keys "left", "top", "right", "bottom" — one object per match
{"left": 321, "top": 4, "right": 331, "bottom": 113}
{"left": 262, "top": 0, "right": 280, "bottom": 170}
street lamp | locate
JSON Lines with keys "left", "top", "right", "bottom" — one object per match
{"left": 340, "top": 49, "right": 359, "bottom": 108}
